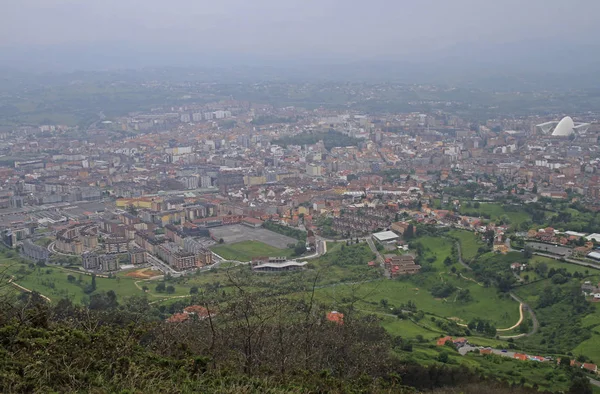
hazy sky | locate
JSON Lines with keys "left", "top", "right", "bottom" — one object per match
{"left": 3, "top": 0, "right": 600, "bottom": 56}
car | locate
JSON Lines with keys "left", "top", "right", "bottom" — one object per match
{"left": 501, "top": 350, "right": 507, "bottom": 353}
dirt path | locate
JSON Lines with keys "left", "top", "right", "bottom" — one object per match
{"left": 455, "top": 241, "right": 472, "bottom": 271}
{"left": 8, "top": 276, "right": 51, "bottom": 302}
{"left": 496, "top": 303, "right": 524, "bottom": 332}
{"left": 458, "top": 272, "right": 484, "bottom": 286}
{"left": 498, "top": 292, "right": 539, "bottom": 339}
{"left": 455, "top": 300, "right": 524, "bottom": 332}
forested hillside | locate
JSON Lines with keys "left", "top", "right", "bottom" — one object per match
{"left": 0, "top": 288, "right": 572, "bottom": 394}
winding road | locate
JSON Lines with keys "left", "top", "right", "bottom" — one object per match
{"left": 454, "top": 240, "right": 538, "bottom": 338}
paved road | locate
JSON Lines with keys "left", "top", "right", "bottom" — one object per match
{"left": 499, "top": 292, "right": 539, "bottom": 339}
{"left": 533, "top": 252, "right": 600, "bottom": 271}
{"left": 145, "top": 253, "right": 181, "bottom": 276}
{"left": 366, "top": 238, "right": 389, "bottom": 278}
{"left": 527, "top": 242, "right": 573, "bottom": 257}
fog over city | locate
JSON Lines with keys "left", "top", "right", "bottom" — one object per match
{"left": 2, "top": 0, "right": 600, "bottom": 72}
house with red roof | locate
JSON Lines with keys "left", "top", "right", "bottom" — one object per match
{"left": 166, "top": 313, "right": 189, "bottom": 323}
{"left": 583, "top": 363, "right": 598, "bottom": 374}
{"left": 326, "top": 311, "right": 344, "bottom": 325}
{"left": 436, "top": 336, "right": 453, "bottom": 346}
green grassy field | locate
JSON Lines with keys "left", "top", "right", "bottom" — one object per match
{"left": 210, "top": 240, "right": 294, "bottom": 261}
{"left": 571, "top": 303, "right": 600, "bottom": 363}
{"left": 460, "top": 203, "right": 530, "bottom": 227}
{"left": 315, "top": 273, "right": 520, "bottom": 329}
{"left": 0, "top": 256, "right": 199, "bottom": 303}
{"left": 449, "top": 229, "right": 484, "bottom": 262}
{"left": 520, "top": 255, "right": 591, "bottom": 281}
{"left": 381, "top": 316, "right": 442, "bottom": 339}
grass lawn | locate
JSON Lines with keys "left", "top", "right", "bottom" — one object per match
{"left": 0, "top": 252, "right": 202, "bottom": 303}
{"left": 311, "top": 236, "right": 521, "bottom": 328}
{"left": 2, "top": 263, "right": 144, "bottom": 303}
{"left": 521, "top": 256, "right": 591, "bottom": 282}
{"left": 315, "top": 276, "right": 520, "bottom": 328}
{"left": 460, "top": 202, "right": 530, "bottom": 227}
{"left": 380, "top": 315, "right": 442, "bottom": 340}
{"left": 210, "top": 240, "right": 294, "bottom": 261}
{"left": 449, "top": 229, "right": 484, "bottom": 262}
{"left": 572, "top": 305, "right": 600, "bottom": 363}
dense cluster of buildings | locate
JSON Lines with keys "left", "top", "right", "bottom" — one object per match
{"left": 0, "top": 96, "right": 598, "bottom": 279}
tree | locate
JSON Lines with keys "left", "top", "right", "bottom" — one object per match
{"left": 523, "top": 246, "right": 533, "bottom": 259}
{"left": 551, "top": 274, "right": 568, "bottom": 284}
{"left": 190, "top": 286, "right": 199, "bottom": 295}
{"left": 294, "top": 241, "right": 306, "bottom": 256}
{"left": 443, "top": 256, "right": 453, "bottom": 266}
{"left": 535, "top": 262, "right": 548, "bottom": 277}
{"left": 559, "top": 356, "right": 571, "bottom": 367}
{"left": 569, "top": 372, "right": 593, "bottom": 394}
{"left": 67, "top": 274, "right": 75, "bottom": 283}
{"left": 155, "top": 282, "right": 166, "bottom": 293}
{"left": 219, "top": 238, "right": 224, "bottom": 244}
{"left": 126, "top": 204, "right": 139, "bottom": 215}
{"left": 404, "top": 224, "right": 415, "bottom": 239}
{"left": 532, "top": 184, "right": 538, "bottom": 194}
{"left": 142, "top": 285, "right": 149, "bottom": 292}
{"left": 484, "top": 229, "right": 495, "bottom": 246}
{"left": 89, "top": 290, "right": 118, "bottom": 310}
{"left": 457, "top": 288, "right": 471, "bottom": 302}
{"left": 166, "top": 285, "right": 175, "bottom": 294}
{"left": 437, "top": 352, "right": 449, "bottom": 363}
{"left": 91, "top": 274, "right": 97, "bottom": 291}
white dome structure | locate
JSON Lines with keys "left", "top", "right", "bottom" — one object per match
{"left": 536, "top": 116, "right": 590, "bottom": 136}
{"left": 552, "top": 116, "right": 575, "bottom": 136}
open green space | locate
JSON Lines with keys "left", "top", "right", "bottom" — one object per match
{"left": 520, "top": 255, "right": 591, "bottom": 282}
{"left": 514, "top": 275, "right": 600, "bottom": 363}
{"left": 449, "top": 229, "right": 484, "bottom": 262}
{"left": 210, "top": 240, "right": 294, "bottom": 261}
{"left": 459, "top": 202, "right": 530, "bottom": 227}
{"left": 315, "top": 275, "right": 520, "bottom": 329}
{"left": 463, "top": 353, "right": 571, "bottom": 392}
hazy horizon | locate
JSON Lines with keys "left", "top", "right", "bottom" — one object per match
{"left": 2, "top": 0, "right": 600, "bottom": 73}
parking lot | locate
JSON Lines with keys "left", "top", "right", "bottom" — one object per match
{"left": 526, "top": 242, "right": 573, "bottom": 257}
{"left": 209, "top": 224, "right": 296, "bottom": 249}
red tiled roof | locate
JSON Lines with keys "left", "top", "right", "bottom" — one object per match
{"left": 436, "top": 336, "right": 453, "bottom": 346}
{"left": 166, "top": 313, "right": 189, "bottom": 323}
{"left": 326, "top": 311, "right": 344, "bottom": 325}
{"left": 183, "top": 305, "right": 210, "bottom": 318}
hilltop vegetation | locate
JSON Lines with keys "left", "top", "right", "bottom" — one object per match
{"left": 0, "top": 280, "right": 574, "bottom": 394}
